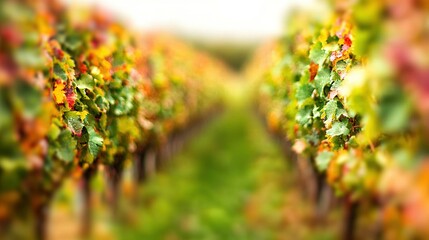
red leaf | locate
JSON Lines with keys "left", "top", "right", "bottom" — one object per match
{"left": 54, "top": 48, "right": 64, "bottom": 60}
{"left": 78, "top": 62, "right": 88, "bottom": 74}
{"left": 65, "top": 86, "right": 76, "bottom": 109}
{"left": 344, "top": 35, "right": 352, "bottom": 47}
{"left": 91, "top": 32, "right": 106, "bottom": 48}
{"left": 342, "top": 35, "right": 352, "bottom": 51}
{"left": 0, "top": 25, "right": 23, "bottom": 47}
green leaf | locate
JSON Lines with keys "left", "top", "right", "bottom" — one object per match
{"left": 111, "top": 87, "right": 134, "bottom": 116}
{"left": 326, "top": 121, "right": 350, "bottom": 137}
{"left": 335, "top": 108, "right": 349, "bottom": 119}
{"left": 95, "top": 95, "right": 109, "bottom": 112}
{"left": 110, "top": 77, "right": 123, "bottom": 89}
{"left": 14, "top": 48, "right": 46, "bottom": 69}
{"left": 87, "top": 127, "right": 103, "bottom": 157}
{"left": 0, "top": 158, "right": 27, "bottom": 191}
{"left": 76, "top": 74, "right": 95, "bottom": 90}
{"left": 331, "top": 136, "right": 346, "bottom": 150}
{"left": 335, "top": 60, "right": 348, "bottom": 72}
{"left": 296, "top": 106, "right": 312, "bottom": 126}
{"left": 324, "top": 100, "right": 338, "bottom": 125}
{"left": 316, "top": 151, "right": 334, "bottom": 171}
{"left": 113, "top": 52, "right": 126, "bottom": 67}
{"left": 12, "top": 81, "right": 42, "bottom": 118}
{"left": 348, "top": 136, "right": 359, "bottom": 148}
{"left": 309, "top": 42, "right": 328, "bottom": 65}
{"left": 331, "top": 71, "right": 341, "bottom": 83}
{"left": 47, "top": 124, "right": 61, "bottom": 140}
{"left": 64, "top": 34, "right": 82, "bottom": 51}
{"left": 53, "top": 63, "right": 67, "bottom": 81}
{"left": 313, "top": 106, "right": 321, "bottom": 118}
{"left": 64, "top": 111, "right": 84, "bottom": 136}
{"left": 56, "top": 129, "right": 76, "bottom": 162}
{"left": 296, "top": 83, "right": 314, "bottom": 102}
{"left": 79, "top": 147, "right": 94, "bottom": 164}
{"left": 81, "top": 98, "right": 102, "bottom": 115}
{"left": 314, "top": 67, "right": 331, "bottom": 96}
{"left": 378, "top": 88, "right": 412, "bottom": 133}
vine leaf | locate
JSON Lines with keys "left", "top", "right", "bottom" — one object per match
{"left": 324, "top": 100, "right": 338, "bottom": 125}
{"left": 53, "top": 63, "right": 67, "bottom": 81}
{"left": 53, "top": 81, "right": 66, "bottom": 104}
{"left": 296, "top": 106, "right": 312, "bottom": 126}
{"left": 316, "top": 151, "right": 334, "bottom": 171}
{"left": 326, "top": 121, "right": 350, "bottom": 137}
{"left": 87, "top": 127, "right": 103, "bottom": 157}
{"left": 64, "top": 111, "right": 85, "bottom": 136}
{"left": 76, "top": 73, "right": 95, "bottom": 91}
{"left": 309, "top": 42, "right": 328, "bottom": 66}
{"left": 314, "top": 67, "right": 331, "bottom": 96}
{"left": 56, "top": 129, "right": 76, "bottom": 162}
{"left": 296, "top": 83, "right": 314, "bottom": 102}
{"left": 309, "top": 62, "right": 319, "bottom": 81}
{"left": 65, "top": 86, "right": 76, "bottom": 109}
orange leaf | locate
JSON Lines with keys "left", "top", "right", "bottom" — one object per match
{"left": 309, "top": 62, "right": 319, "bottom": 81}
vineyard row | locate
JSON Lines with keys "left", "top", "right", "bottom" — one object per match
{"left": 250, "top": 1, "right": 429, "bottom": 239}
{"left": 0, "top": 1, "right": 228, "bottom": 239}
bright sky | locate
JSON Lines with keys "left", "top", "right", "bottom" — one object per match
{"left": 65, "top": 0, "right": 319, "bottom": 42}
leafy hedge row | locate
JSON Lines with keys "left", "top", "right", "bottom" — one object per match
{"left": 254, "top": 0, "right": 429, "bottom": 237}
{"left": 0, "top": 0, "right": 226, "bottom": 228}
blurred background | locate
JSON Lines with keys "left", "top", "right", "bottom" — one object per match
{"left": 0, "top": 0, "right": 428, "bottom": 239}
{"left": 62, "top": 0, "right": 323, "bottom": 71}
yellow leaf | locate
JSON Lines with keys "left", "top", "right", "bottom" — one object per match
{"left": 318, "top": 29, "right": 329, "bottom": 45}
{"left": 53, "top": 82, "right": 65, "bottom": 104}
{"left": 76, "top": 110, "right": 89, "bottom": 121}
{"left": 90, "top": 66, "right": 100, "bottom": 76}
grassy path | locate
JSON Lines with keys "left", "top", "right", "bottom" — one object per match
{"left": 115, "top": 103, "right": 336, "bottom": 240}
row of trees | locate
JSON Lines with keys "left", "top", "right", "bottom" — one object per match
{"left": 250, "top": 0, "right": 429, "bottom": 239}
{"left": 0, "top": 0, "right": 228, "bottom": 239}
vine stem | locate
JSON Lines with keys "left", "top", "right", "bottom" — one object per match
{"left": 341, "top": 195, "right": 359, "bottom": 240}
{"left": 81, "top": 162, "right": 98, "bottom": 238}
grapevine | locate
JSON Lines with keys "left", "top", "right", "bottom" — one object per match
{"left": 255, "top": 0, "right": 429, "bottom": 238}
{"left": 0, "top": 0, "right": 226, "bottom": 238}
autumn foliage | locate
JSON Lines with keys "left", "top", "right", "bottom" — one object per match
{"left": 253, "top": 0, "right": 429, "bottom": 238}
{"left": 0, "top": 0, "right": 227, "bottom": 234}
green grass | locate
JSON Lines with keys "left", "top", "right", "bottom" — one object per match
{"left": 114, "top": 100, "right": 338, "bottom": 240}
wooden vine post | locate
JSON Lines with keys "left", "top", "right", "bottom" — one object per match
{"left": 107, "top": 155, "right": 126, "bottom": 216}
{"left": 341, "top": 196, "right": 359, "bottom": 240}
{"left": 81, "top": 161, "right": 98, "bottom": 238}
{"left": 33, "top": 198, "right": 49, "bottom": 240}
{"left": 135, "top": 146, "right": 149, "bottom": 183}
